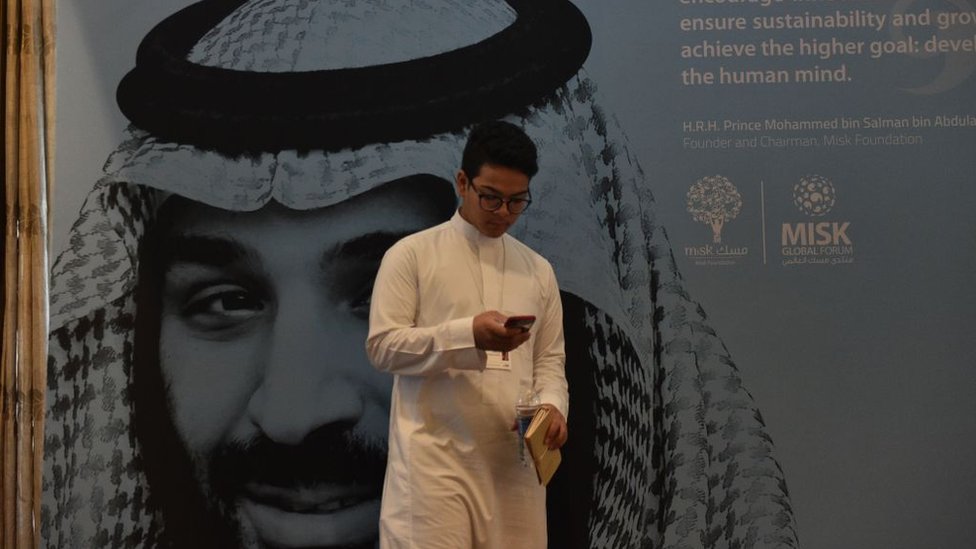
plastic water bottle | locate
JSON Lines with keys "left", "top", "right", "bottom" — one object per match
{"left": 515, "top": 389, "right": 541, "bottom": 465}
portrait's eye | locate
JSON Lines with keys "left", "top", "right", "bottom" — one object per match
{"left": 181, "top": 284, "right": 267, "bottom": 330}
{"left": 347, "top": 277, "right": 376, "bottom": 319}
{"left": 330, "top": 229, "right": 413, "bottom": 320}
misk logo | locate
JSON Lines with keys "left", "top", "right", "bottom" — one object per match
{"left": 684, "top": 174, "right": 749, "bottom": 266}
{"left": 793, "top": 174, "right": 836, "bottom": 216}
{"left": 781, "top": 174, "right": 854, "bottom": 266}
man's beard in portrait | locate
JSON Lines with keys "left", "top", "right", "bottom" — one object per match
{"left": 134, "top": 334, "right": 387, "bottom": 549}
{"left": 194, "top": 427, "right": 387, "bottom": 549}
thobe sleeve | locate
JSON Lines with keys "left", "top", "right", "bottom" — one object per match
{"left": 366, "top": 239, "right": 485, "bottom": 376}
{"left": 532, "top": 262, "right": 569, "bottom": 419}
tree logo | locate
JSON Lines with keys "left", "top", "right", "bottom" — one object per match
{"left": 792, "top": 174, "right": 835, "bottom": 217}
{"left": 687, "top": 175, "right": 742, "bottom": 244}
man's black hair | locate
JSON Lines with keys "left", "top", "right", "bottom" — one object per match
{"left": 461, "top": 120, "right": 539, "bottom": 182}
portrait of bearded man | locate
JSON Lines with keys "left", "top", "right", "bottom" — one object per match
{"left": 42, "top": 1, "right": 798, "bottom": 548}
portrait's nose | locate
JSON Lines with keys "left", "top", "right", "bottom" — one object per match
{"left": 246, "top": 297, "right": 364, "bottom": 445}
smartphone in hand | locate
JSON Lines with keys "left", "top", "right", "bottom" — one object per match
{"left": 504, "top": 315, "right": 536, "bottom": 331}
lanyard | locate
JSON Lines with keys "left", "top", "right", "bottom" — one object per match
{"left": 479, "top": 236, "right": 506, "bottom": 311}
{"left": 459, "top": 225, "right": 507, "bottom": 312}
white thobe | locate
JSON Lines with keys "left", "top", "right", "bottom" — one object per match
{"left": 367, "top": 212, "right": 568, "bottom": 549}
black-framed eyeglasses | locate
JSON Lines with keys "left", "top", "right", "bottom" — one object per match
{"left": 470, "top": 183, "right": 532, "bottom": 214}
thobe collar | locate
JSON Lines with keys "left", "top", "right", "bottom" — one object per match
{"left": 451, "top": 210, "right": 506, "bottom": 309}
{"left": 450, "top": 210, "right": 506, "bottom": 251}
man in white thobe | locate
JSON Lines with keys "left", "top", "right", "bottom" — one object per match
{"left": 367, "top": 121, "right": 569, "bottom": 549}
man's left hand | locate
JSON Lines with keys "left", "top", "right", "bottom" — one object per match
{"left": 541, "top": 404, "right": 568, "bottom": 450}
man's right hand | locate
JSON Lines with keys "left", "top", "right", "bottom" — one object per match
{"left": 473, "top": 311, "right": 531, "bottom": 352}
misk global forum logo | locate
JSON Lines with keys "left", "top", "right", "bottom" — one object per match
{"left": 684, "top": 174, "right": 749, "bottom": 266}
{"left": 781, "top": 174, "right": 854, "bottom": 266}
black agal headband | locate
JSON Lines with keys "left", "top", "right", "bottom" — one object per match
{"left": 116, "top": 0, "right": 591, "bottom": 155}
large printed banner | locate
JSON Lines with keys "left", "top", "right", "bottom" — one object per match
{"left": 47, "top": 1, "right": 974, "bottom": 548}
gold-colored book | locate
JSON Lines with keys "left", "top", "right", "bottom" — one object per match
{"left": 523, "top": 407, "right": 562, "bottom": 486}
